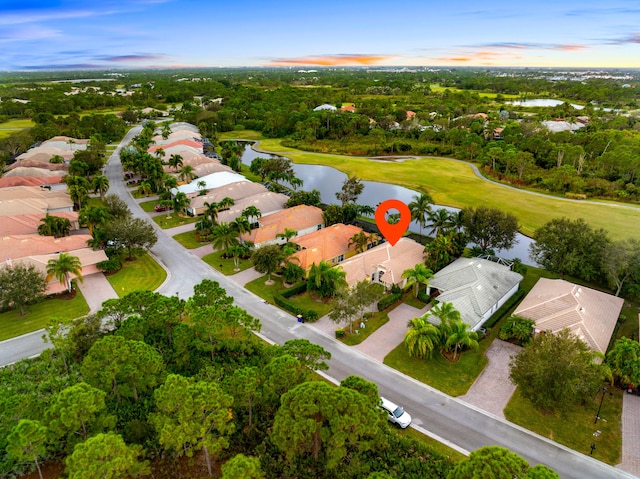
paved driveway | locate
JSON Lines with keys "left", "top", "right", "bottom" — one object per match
{"left": 459, "top": 339, "right": 521, "bottom": 418}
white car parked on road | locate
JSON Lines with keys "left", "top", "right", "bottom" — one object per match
{"left": 380, "top": 397, "right": 412, "bottom": 428}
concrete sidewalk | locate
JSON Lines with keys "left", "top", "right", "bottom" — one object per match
{"left": 618, "top": 394, "right": 640, "bottom": 476}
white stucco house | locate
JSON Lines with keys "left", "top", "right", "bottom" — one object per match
{"left": 428, "top": 257, "right": 523, "bottom": 331}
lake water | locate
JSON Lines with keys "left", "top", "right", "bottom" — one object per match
{"left": 238, "top": 143, "right": 535, "bottom": 263}
{"left": 506, "top": 98, "right": 585, "bottom": 110}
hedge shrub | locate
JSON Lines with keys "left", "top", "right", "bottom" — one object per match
{"left": 377, "top": 293, "right": 402, "bottom": 312}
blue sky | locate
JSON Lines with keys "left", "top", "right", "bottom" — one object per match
{"left": 1, "top": 0, "right": 639, "bottom": 70}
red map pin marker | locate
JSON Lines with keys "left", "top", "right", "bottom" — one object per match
{"left": 375, "top": 199, "right": 411, "bottom": 246}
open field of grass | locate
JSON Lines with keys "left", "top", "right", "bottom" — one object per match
{"left": 173, "top": 230, "right": 207, "bottom": 249}
{"left": 152, "top": 213, "right": 199, "bottom": 229}
{"left": 504, "top": 387, "right": 622, "bottom": 465}
{"left": 429, "top": 84, "right": 520, "bottom": 99}
{"left": 0, "top": 118, "right": 34, "bottom": 138}
{"left": 219, "top": 130, "right": 265, "bottom": 141}
{"left": 255, "top": 138, "right": 640, "bottom": 241}
{"left": 0, "top": 290, "right": 89, "bottom": 341}
{"left": 105, "top": 253, "right": 166, "bottom": 297}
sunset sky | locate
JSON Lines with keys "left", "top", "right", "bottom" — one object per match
{"left": 1, "top": 0, "right": 639, "bottom": 70}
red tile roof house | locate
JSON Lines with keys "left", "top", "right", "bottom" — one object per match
{"left": 241, "top": 205, "right": 324, "bottom": 248}
{"left": 339, "top": 237, "right": 425, "bottom": 289}
{"left": 513, "top": 278, "right": 624, "bottom": 355}
{"left": 427, "top": 257, "right": 523, "bottom": 332}
{"left": 1, "top": 234, "right": 108, "bottom": 295}
{"left": 290, "top": 223, "right": 363, "bottom": 271}
{"left": 0, "top": 212, "right": 79, "bottom": 236}
{"left": 0, "top": 186, "right": 74, "bottom": 217}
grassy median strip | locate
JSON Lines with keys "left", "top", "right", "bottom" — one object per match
{"left": 0, "top": 290, "right": 89, "bottom": 341}
{"left": 255, "top": 138, "right": 640, "bottom": 241}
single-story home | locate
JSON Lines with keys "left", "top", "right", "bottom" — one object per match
{"left": 290, "top": 223, "right": 363, "bottom": 270}
{"left": 427, "top": 257, "right": 523, "bottom": 331}
{"left": 339, "top": 237, "right": 424, "bottom": 289}
{"left": 185, "top": 181, "right": 269, "bottom": 217}
{"left": 216, "top": 192, "right": 289, "bottom": 225}
{"left": 513, "top": 278, "right": 624, "bottom": 354}
{"left": 0, "top": 186, "right": 74, "bottom": 217}
{"left": 1, "top": 234, "right": 108, "bottom": 295}
{"left": 0, "top": 212, "right": 79, "bottom": 236}
{"left": 241, "top": 205, "right": 324, "bottom": 247}
{"left": 171, "top": 171, "right": 247, "bottom": 197}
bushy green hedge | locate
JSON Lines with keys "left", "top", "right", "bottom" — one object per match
{"left": 280, "top": 281, "right": 307, "bottom": 298}
{"left": 377, "top": 293, "right": 402, "bottom": 312}
{"left": 417, "top": 291, "right": 431, "bottom": 304}
{"left": 97, "top": 258, "right": 122, "bottom": 274}
{"left": 274, "top": 289, "right": 318, "bottom": 322}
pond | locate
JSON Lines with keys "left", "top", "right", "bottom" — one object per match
{"left": 506, "top": 98, "right": 585, "bottom": 109}
{"left": 237, "top": 142, "right": 536, "bottom": 264}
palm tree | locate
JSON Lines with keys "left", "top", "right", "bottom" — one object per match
{"left": 401, "top": 263, "right": 434, "bottom": 298}
{"left": 211, "top": 222, "right": 240, "bottom": 254}
{"left": 179, "top": 165, "right": 195, "bottom": 183}
{"left": 348, "top": 231, "right": 369, "bottom": 253}
{"left": 277, "top": 227, "right": 298, "bottom": 244}
{"left": 427, "top": 208, "right": 454, "bottom": 236}
{"left": 46, "top": 252, "right": 83, "bottom": 293}
{"left": 173, "top": 192, "right": 189, "bottom": 216}
{"left": 242, "top": 206, "right": 261, "bottom": 227}
{"left": 137, "top": 180, "right": 153, "bottom": 197}
{"left": 404, "top": 315, "right": 441, "bottom": 359}
{"left": 154, "top": 147, "right": 166, "bottom": 161}
{"left": 79, "top": 205, "right": 112, "bottom": 237}
{"left": 91, "top": 175, "right": 110, "bottom": 199}
{"left": 427, "top": 301, "right": 462, "bottom": 330}
{"left": 408, "top": 192, "right": 433, "bottom": 236}
{"left": 443, "top": 319, "right": 479, "bottom": 361}
{"left": 68, "top": 183, "right": 88, "bottom": 210}
{"left": 196, "top": 180, "right": 207, "bottom": 195}
{"left": 168, "top": 154, "right": 183, "bottom": 172}
{"left": 231, "top": 215, "right": 251, "bottom": 236}
{"left": 307, "top": 261, "right": 347, "bottom": 298}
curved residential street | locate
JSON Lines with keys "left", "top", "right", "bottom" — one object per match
{"left": 0, "top": 126, "right": 637, "bottom": 479}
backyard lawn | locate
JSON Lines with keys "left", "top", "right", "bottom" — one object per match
{"left": 0, "top": 290, "right": 89, "bottom": 341}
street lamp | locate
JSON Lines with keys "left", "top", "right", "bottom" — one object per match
{"left": 594, "top": 387, "right": 607, "bottom": 424}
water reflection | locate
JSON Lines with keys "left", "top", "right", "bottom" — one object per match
{"left": 238, "top": 142, "right": 535, "bottom": 263}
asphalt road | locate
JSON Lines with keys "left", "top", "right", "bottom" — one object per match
{"left": 1, "top": 125, "right": 636, "bottom": 479}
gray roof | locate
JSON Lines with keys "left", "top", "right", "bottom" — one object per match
{"left": 429, "top": 258, "right": 523, "bottom": 329}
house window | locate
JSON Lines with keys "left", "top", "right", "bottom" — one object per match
{"left": 317, "top": 224, "right": 322, "bottom": 230}
{"left": 337, "top": 254, "right": 344, "bottom": 262}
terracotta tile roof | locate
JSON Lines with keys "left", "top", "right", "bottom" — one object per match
{"left": 148, "top": 139, "right": 202, "bottom": 151}
{"left": 217, "top": 192, "right": 289, "bottom": 225}
{"left": 429, "top": 257, "right": 523, "bottom": 330}
{"left": 0, "top": 175, "right": 64, "bottom": 187}
{"left": 290, "top": 223, "right": 362, "bottom": 270}
{"left": 339, "top": 237, "right": 425, "bottom": 287}
{"left": 2, "top": 234, "right": 92, "bottom": 260}
{"left": 513, "top": 278, "right": 623, "bottom": 354}
{"left": 5, "top": 161, "right": 69, "bottom": 173}
{"left": 188, "top": 181, "right": 269, "bottom": 214}
{"left": 241, "top": 205, "right": 324, "bottom": 245}
{"left": 0, "top": 187, "right": 73, "bottom": 216}
{"left": 406, "top": 110, "right": 416, "bottom": 119}
{"left": 341, "top": 105, "right": 356, "bottom": 112}
{"left": 0, "top": 212, "right": 79, "bottom": 236}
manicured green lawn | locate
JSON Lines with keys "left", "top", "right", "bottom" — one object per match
{"left": 341, "top": 311, "right": 390, "bottom": 346}
{"left": 0, "top": 118, "right": 34, "bottom": 129}
{"left": 152, "top": 214, "right": 199, "bottom": 229}
{"left": 244, "top": 275, "right": 333, "bottom": 318}
{"left": 254, "top": 139, "right": 640, "bottom": 241}
{"left": 139, "top": 199, "right": 160, "bottom": 213}
{"left": 105, "top": 253, "right": 166, "bottom": 297}
{"left": 218, "top": 130, "right": 265, "bottom": 141}
{"left": 384, "top": 341, "right": 489, "bottom": 397}
{"left": 173, "top": 230, "right": 208, "bottom": 249}
{"left": 0, "top": 290, "right": 89, "bottom": 341}
{"left": 202, "top": 250, "right": 253, "bottom": 275}
{"left": 504, "top": 387, "right": 622, "bottom": 465}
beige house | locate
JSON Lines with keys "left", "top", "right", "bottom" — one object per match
{"left": 0, "top": 186, "right": 74, "bottom": 217}
{"left": 428, "top": 257, "right": 523, "bottom": 331}
{"left": 513, "top": 278, "right": 623, "bottom": 354}
{"left": 0, "top": 212, "right": 79, "bottom": 236}
{"left": 241, "top": 205, "right": 324, "bottom": 247}
{"left": 1, "top": 235, "right": 108, "bottom": 295}
{"left": 290, "top": 223, "right": 363, "bottom": 271}
{"left": 339, "top": 237, "right": 424, "bottom": 288}
{"left": 216, "top": 192, "right": 289, "bottom": 225}
{"left": 186, "top": 181, "right": 269, "bottom": 216}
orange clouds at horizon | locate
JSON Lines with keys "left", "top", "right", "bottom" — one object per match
{"left": 268, "top": 54, "right": 396, "bottom": 66}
